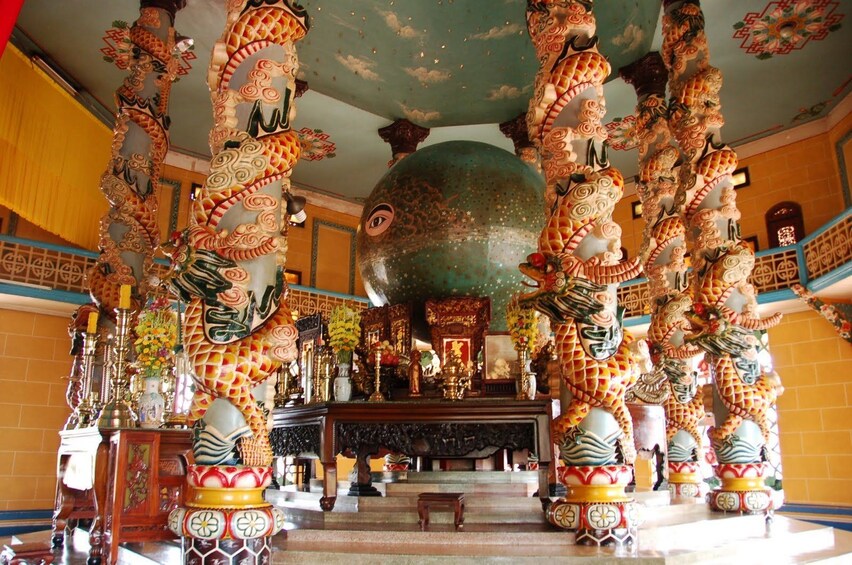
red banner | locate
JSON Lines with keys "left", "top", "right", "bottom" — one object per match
{"left": 0, "top": 1, "right": 25, "bottom": 59}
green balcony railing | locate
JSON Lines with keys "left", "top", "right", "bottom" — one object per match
{"left": 616, "top": 207, "right": 851, "bottom": 323}
{"left": 0, "top": 235, "right": 369, "bottom": 317}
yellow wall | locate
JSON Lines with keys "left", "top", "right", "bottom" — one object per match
{"left": 0, "top": 308, "right": 72, "bottom": 511}
{"left": 287, "top": 203, "right": 365, "bottom": 297}
{"left": 3, "top": 162, "right": 367, "bottom": 298}
{"left": 768, "top": 310, "right": 852, "bottom": 506}
{"left": 615, "top": 115, "right": 849, "bottom": 259}
{"left": 737, "top": 127, "right": 846, "bottom": 252}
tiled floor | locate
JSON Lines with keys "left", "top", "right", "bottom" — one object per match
{"left": 7, "top": 499, "right": 852, "bottom": 564}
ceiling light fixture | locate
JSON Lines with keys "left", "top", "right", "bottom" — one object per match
{"left": 778, "top": 22, "right": 797, "bottom": 40}
{"left": 30, "top": 54, "right": 78, "bottom": 96}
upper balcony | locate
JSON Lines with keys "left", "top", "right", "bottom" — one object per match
{"left": 0, "top": 207, "right": 849, "bottom": 327}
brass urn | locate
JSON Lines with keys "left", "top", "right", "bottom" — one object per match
{"left": 440, "top": 350, "right": 471, "bottom": 401}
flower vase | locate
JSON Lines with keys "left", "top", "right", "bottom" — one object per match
{"left": 138, "top": 376, "right": 165, "bottom": 428}
{"left": 334, "top": 362, "right": 352, "bottom": 401}
{"left": 516, "top": 348, "right": 536, "bottom": 400}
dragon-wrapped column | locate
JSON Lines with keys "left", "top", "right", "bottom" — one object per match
{"left": 166, "top": 1, "right": 308, "bottom": 562}
{"left": 620, "top": 52, "right": 705, "bottom": 501}
{"left": 82, "top": 0, "right": 185, "bottom": 420}
{"left": 521, "top": 0, "right": 644, "bottom": 546}
{"left": 661, "top": 0, "right": 783, "bottom": 514}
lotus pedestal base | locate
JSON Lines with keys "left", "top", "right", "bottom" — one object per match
{"left": 668, "top": 461, "right": 704, "bottom": 500}
{"left": 707, "top": 463, "right": 772, "bottom": 514}
{"left": 169, "top": 465, "right": 284, "bottom": 565}
{"left": 546, "top": 465, "right": 639, "bottom": 547}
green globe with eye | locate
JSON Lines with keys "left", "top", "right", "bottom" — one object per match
{"left": 356, "top": 140, "right": 545, "bottom": 339}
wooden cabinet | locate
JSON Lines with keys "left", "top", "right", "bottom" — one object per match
{"left": 52, "top": 428, "right": 192, "bottom": 565}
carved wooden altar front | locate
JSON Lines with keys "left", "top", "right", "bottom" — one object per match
{"left": 270, "top": 399, "right": 553, "bottom": 511}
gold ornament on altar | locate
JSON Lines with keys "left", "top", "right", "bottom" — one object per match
{"left": 440, "top": 350, "right": 471, "bottom": 401}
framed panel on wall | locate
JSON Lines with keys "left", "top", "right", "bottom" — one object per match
{"left": 483, "top": 333, "right": 518, "bottom": 380}
{"left": 482, "top": 332, "right": 517, "bottom": 397}
{"left": 311, "top": 220, "right": 356, "bottom": 294}
{"left": 442, "top": 337, "right": 472, "bottom": 368}
{"left": 388, "top": 303, "right": 412, "bottom": 355}
{"left": 158, "top": 178, "right": 182, "bottom": 244}
{"left": 285, "top": 269, "right": 302, "bottom": 286}
{"left": 295, "top": 313, "right": 324, "bottom": 404}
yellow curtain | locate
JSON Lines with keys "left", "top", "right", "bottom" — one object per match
{"left": 0, "top": 45, "right": 111, "bottom": 250}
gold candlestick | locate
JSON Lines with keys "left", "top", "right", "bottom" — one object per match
{"left": 97, "top": 306, "right": 138, "bottom": 428}
{"left": 369, "top": 350, "right": 386, "bottom": 402}
{"left": 75, "top": 330, "right": 101, "bottom": 427}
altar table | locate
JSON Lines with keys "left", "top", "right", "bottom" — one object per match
{"left": 269, "top": 399, "right": 554, "bottom": 511}
{"left": 52, "top": 428, "right": 192, "bottom": 565}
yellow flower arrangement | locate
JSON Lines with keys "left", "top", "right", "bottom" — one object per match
{"left": 506, "top": 294, "right": 539, "bottom": 352}
{"left": 134, "top": 297, "right": 178, "bottom": 379}
{"left": 328, "top": 305, "right": 361, "bottom": 364}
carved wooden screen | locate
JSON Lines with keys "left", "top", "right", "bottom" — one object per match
{"left": 424, "top": 297, "right": 490, "bottom": 391}
{"left": 765, "top": 201, "right": 804, "bottom": 248}
{"left": 388, "top": 303, "right": 412, "bottom": 356}
{"left": 360, "top": 305, "right": 389, "bottom": 349}
{"left": 295, "top": 313, "right": 324, "bottom": 403}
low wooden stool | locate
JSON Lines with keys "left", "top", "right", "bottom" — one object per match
{"left": 417, "top": 492, "right": 465, "bottom": 531}
{"left": 0, "top": 543, "right": 55, "bottom": 565}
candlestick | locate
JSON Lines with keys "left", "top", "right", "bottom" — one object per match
{"left": 86, "top": 311, "right": 99, "bottom": 334}
{"left": 119, "top": 284, "right": 131, "bottom": 310}
{"left": 369, "top": 349, "right": 386, "bottom": 402}
{"left": 97, "top": 306, "right": 137, "bottom": 428}
{"left": 75, "top": 331, "right": 101, "bottom": 427}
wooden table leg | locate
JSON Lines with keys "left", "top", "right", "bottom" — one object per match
{"left": 347, "top": 447, "right": 381, "bottom": 497}
{"left": 454, "top": 500, "right": 464, "bottom": 530}
{"left": 319, "top": 459, "right": 337, "bottom": 511}
{"left": 417, "top": 501, "right": 428, "bottom": 531}
{"left": 87, "top": 442, "right": 109, "bottom": 565}
{"left": 51, "top": 456, "right": 72, "bottom": 549}
{"left": 538, "top": 462, "right": 550, "bottom": 510}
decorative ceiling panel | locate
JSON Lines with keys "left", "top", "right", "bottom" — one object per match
{"left": 10, "top": 0, "right": 850, "bottom": 203}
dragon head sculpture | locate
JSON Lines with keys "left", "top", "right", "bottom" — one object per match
{"left": 518, "top": 251, "right": 609, "bottom": 324}
{"left": 684, "top": 302, "right": 753, "bottom": 358}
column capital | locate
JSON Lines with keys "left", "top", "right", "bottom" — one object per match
{"left": 619, "top": 51, "right": 668, "bottom": 99}
{"left": 378, "top": 119, "right": 430, "bottom": 165}
{"left": 295, "top": 79, "right": 309, "bottom": 98}
{"left": 141, "top": 0, "right": 186, "bottom": 22}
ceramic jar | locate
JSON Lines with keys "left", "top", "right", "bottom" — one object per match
{"left": 334, "top": 363, "right": 352, "bottom": 401}
{"left": 138, "top": 376, "right": 164, "bottom": 428}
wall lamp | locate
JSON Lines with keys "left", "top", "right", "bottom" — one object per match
{"left": 286, "top": 193, "right": 307, "bottom": 224}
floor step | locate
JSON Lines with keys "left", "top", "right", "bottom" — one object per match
{"left": 385, "top": 482, "right": 535, "bottom": 496}
{"left": 379, "top": 470, "right": 540, "bottom": 484}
